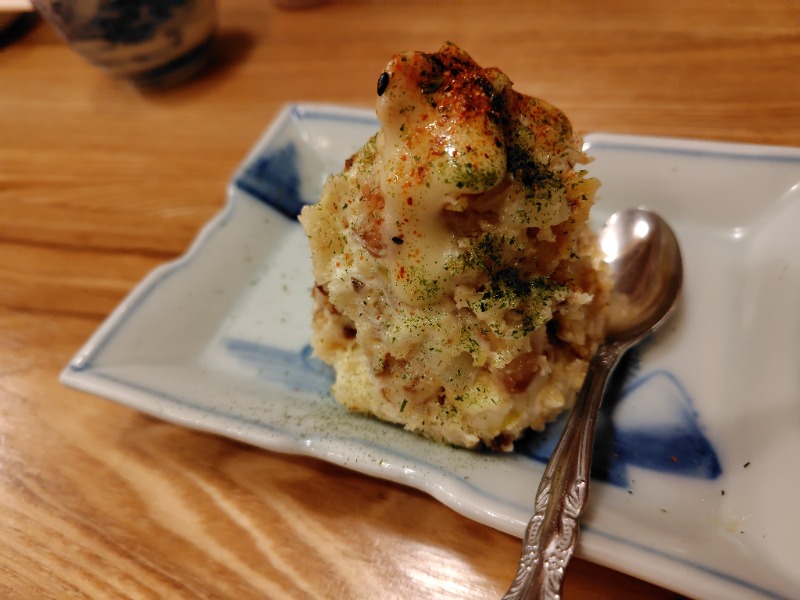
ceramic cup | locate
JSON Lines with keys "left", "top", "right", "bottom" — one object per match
{"left": 32, "top": 0, "right": 217, "bottom": 88}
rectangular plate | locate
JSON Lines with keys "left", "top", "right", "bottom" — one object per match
{"left": 62, "top": 103, "right": 800, "bottom": 599}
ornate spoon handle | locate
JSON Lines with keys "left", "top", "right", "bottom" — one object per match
{"left": 503, "top": 342, "right": 627, "bottom": 600}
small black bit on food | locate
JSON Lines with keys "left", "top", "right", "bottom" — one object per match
{"left": 377, "top": 71, "right": 390, "bottom": 96}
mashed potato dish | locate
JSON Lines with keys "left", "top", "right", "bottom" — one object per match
{"left": 299, "top": 43, "right": 610, "bottom": 450}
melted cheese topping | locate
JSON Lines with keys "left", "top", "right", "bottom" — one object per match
{"left": 375, "top": 51, "right": 508, "bottom": 306}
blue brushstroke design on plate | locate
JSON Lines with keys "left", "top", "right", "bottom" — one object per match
{"left": 235, "top": 143, "right": 305, "bottom": 219}
{"left": 517, "top": 348, "right": 722, "bottom": 487}
{"left": 224, "top": 338, "right": 333, "bottom": 396}
{"left": 224, "top": 337, "right": 721, "bottom": 488}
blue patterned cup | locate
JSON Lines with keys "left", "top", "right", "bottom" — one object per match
{"left": 32, "top": 0, "right": 217, "bottom": 88}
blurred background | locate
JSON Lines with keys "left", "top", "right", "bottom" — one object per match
{"left": 1, "top": 1, "right": 799, "bottom": 598}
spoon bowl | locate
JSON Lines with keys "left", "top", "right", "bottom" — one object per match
{"left": 601, "top": 208, "right": 683, "bottom": 342}
{"left": 503, "top": 207, "right": 683, "bottom": 600}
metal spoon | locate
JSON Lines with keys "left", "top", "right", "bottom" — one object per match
{"left": 503, "top": 207, "right": 683, "bottom": 600}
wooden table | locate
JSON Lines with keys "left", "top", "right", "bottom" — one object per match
{"left": 2, "top": 1, "right": 798, "bottom": 598}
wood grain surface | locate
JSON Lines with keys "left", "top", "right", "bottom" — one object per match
{"left": 2, "top": 1, "right": 799, "bottom": 598}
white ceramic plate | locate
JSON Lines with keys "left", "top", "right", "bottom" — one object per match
{"left": 62, "top": 103, "right": 800, "bottom": 599}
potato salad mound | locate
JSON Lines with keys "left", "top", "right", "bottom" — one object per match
{"left": 299, "top": 43, "right": 610, "bottom": 450}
